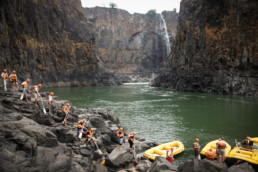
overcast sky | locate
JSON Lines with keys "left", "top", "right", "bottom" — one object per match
{"left": 81, "top": 0, "right": 181, "bottom": 14}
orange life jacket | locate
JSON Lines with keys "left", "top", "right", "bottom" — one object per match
{"left": 193, "top": 142, "right": 199, "bottom": 150}
{"left": 10, "top": 74, "right": 17, "bottom": 80}
{"left": 128, "top": 135, "right": 134, "bottom": 142}
{"left": 117, "top": 131, "right": 124, "bottom": 138}
{"left": 2, "top": 73, "right": 8, "bottom": 79}
{"left": 218, "top": 141, "right": 226, "bottom": 149}
{"left": 206, "top": 150, "right": 215, "bottom": 160}
{"left": 62, "top": 106, "right": 69, "bottom": 113}
{"left": 87, "top": 131, "right": 93, "bottom": 138}
{"left": 77, "top": 121, "right": 84, "bottom": 128}
{"left": 32, "top": 85, "right": 39, "bottom": 93}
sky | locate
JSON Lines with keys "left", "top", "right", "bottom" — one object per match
{"left": 81, "top": 0, "right": 181, "bottom": 14}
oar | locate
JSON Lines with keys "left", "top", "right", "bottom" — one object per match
{"left": 20, "top": 93, "right": 24, "bottom": 100}
{"left": 40, "top": 95, "right": 46, "bottom": 114}
{"left": 93, "top": 137, "right": 103, "bottom": 154}
{"left": 4, "top": 79, "right": 7, "bottom": 91}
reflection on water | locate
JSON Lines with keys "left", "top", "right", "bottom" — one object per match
{"left": 49, "top": 83, "right": 258, "bottom": 162}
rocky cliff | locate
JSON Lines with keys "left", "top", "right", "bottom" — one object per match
{"left": 151, "top": 0, "right": 258, "bottom": 96}
{"left": 85, "top": 7, "right": 178, "bottom": 82}
{"left": 0, "top": 0, "right": 120, "bottom": 86}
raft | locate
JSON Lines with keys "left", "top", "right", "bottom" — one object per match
{"left": 200, "top": 139, "right": 231, "bottom": 159}
{"left": 226, "top": 137, "right": 258, "bottom": 165}
{"left": 143, "top": 141, "right": 184, "bottom": 160}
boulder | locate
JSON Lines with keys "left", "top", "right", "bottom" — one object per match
{"left": 228, "top": 162, "right": 256, "bottom": 172}
{"left": 105, "top": 147, "right": 134, "bottom": 168}
{"left": 177, "top": 159, "right": 228, "bottom": 172}
{"left": 136, "top": 159, "right": 152, "bottom": 172}
{"left": 148, "top": 156, "right": 177, "bottom": 172}
{"left": 94, "top": 163, "right": 108, "bottom": 172}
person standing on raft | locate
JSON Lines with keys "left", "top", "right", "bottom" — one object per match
{"left": 47, "top": 92, "right": 55, "bottom": 114}
{"left": 32, "top": 84, "right": 42, "bottom": 106}
{"left": 77, "top": 119, "right": 86, "bottom": 141}
{"left": 117, "top": 128, "right": 124, "bottom": 150}
{"left": 1, "top": 69, "right": 8, "bottom": 91}
{"left": 62, "top": 103, "right": 70, "bottom": 127}
{"left": 9, "top": 70, "right": 18, "bottom": 92}
{"left": 166, "top": 147, "right": 175, "bottom": 166}
{"left": 216, "top": 137, "right": 227, "bottom": 163}
{"left": 21, "top": 79, "right": 30, "bottom": 101}
{"left": 128, "top": 132, "right": 136, "bottom": 154}
{"left": 193, "top": 138, "right": 200, "bottom": 159}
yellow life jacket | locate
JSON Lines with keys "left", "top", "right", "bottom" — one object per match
{"left": 117, "top": 131, "right": 124, "bottom": 138}
{"left": 2, "top": 73, "right": 8, "bottom": 79}
{"left": 10, "top": 74, "right": 17, "bottom": 81}
{"left": 62, "top": 106, "right": 69, "bottom": 113}
{"left": 32, "top": 85, "right": 39, "bottom": 93}
{"left": 193, "top": 142, "right": 199, "bottom": 150}
{"left": 77, "top": 121, "right": 84, "bottom": 128}
{"left": 22, "top": 81, "right": 28, "bottom": 89}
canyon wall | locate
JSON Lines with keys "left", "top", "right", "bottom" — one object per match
{"left": 85, "top": 7, "right": 178, "bottom": 82}
{"left": 151, "top": 0, "right": 258, "bottom": 96}
{"left": 0, "top": 0, "right": 119, "bottom": 86}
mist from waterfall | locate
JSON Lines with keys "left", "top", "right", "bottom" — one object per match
{"left": 159, "top": 14, "right": 171, "bottom": 56}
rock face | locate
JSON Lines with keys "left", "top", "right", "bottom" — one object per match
{"left": 85, "top": 7, "right": 178, "bottom": 82}
{"left": 0, "top": 0, "right": 120, "bottom": 86}
{"left": 151, "top": 0, "right": 258, "bottom": 96}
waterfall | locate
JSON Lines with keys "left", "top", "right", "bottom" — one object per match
{"left": 159, "top": 14, "right": 171, "bottom": 56}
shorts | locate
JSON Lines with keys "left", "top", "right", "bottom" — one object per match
{"left": 218, "top": 149, "right": 225, "bottom": 156}
{"left": 129, "top": 140, "right": 133, "bottom": 148}
{"left": 33, "top": 93, "right": 39, "bottom": 98}
{"left": 86, "top": 137, "right": 92, "bottom": 142}
{"left": 78, "top": 128, "right": 83, "bottom": 132}
{"left": 119, "top": 137, "right": 123, "bottom": 145}
{"left": 11, "top": 80, "right": 17, "bottom": 83}
{"left": 23, "top": 88, "right": 28, "bottom": 95}
{"left": 166, "top": 157, "right": 175, "bottom": 162}
{"left": 194, "top": 149, "right": 199, "bottom": 157}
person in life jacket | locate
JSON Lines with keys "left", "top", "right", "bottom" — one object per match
{"left": 47, "top": 92, "right": 55, "bottom": 114}
{"left": 62, "top": 103, "right": 70, "bottom": 127}
{"left": 166, "top": 147, "right": 175, "bottom": 165}
{"left": 1, "top": 69, "right": 8, "bottom": 91}
{"left": 21, "top": 79, "right": 30, "bottom": 101}
{"left": 245, "top": 136, "right": 253, "bottom": 149}
{"left": 117, "top": 128, "right": 124, "bottom": 150}
{"left": 9, "top": 70, "right": 18, "bottom": 91}
{"left": 216, "top": 137, "right": 227, "bottom": 162}
{"left": 32, "top": 84, "right": 42, "bottom": 106}
{"left": 206, "top": 148, "right": 215, "bottom": 160}
{"left": 86, "top": 128, "right": 95, "bottom": 144}
{"left": 193, "top": 138, "right": 200, "bottom": 159}
{"left": 77, "top": 119, "right": 86, "bottom": 141}
{"left": 128, "top": 132, "right": 136, "bottom": 154}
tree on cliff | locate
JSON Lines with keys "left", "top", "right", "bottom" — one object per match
{"left": 146, "top": 9, "right": 156, "bottom": 16}
{"left": 109, "top": 2, "right": 117, "bottom": 8}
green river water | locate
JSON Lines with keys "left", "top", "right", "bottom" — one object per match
{"left": 49, "top": 83, "right": 258, "bottom": 163}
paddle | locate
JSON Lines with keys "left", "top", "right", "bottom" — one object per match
{"left": 39, "top": 95, "right": 47, "bottom": 114}
{"left": 20, "top": 93, "right": 24, "bottom": 100}
{"left": 3, "top": 79, "right": 7, "bottom": 91}
{"left": 92, "top": 137, "right": 103, "bottom": 154}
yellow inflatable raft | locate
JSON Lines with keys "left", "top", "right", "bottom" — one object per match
{"left": 200, "top": 139, "right": 231, "bottom": 159}
{"left": 143, "top": 141, "right": 184, "bottom": 160}
{"left": 226, "top": 137, "right": 258, "bottom": 165}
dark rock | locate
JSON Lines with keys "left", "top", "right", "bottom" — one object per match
{"left": 136, "top": 159, "right": 152, "bottom": 172}
{"left": 228, "top": 162, "right": 256, "bottom": 172}
{"left": 80, "top": 147, "right": 92, "bottom": 157}
{"left": 148, "top": 156, "right": 177, "bottom": 172}
{"left": 95, "top": 163, "right": 108, "bottom": 172}
{"left": 105, "top": 147, "right": 134, "bottom": 168}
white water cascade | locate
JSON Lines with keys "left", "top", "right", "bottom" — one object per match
{"left": 159, "top": 14, "right": 171, "bottom": 56}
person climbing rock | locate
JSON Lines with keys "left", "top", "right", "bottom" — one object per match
{"left": 47, "top": 92, "right": 55, "bottom": 114}
{"left": 216, "top": 137, "right": 227, "bottom": 163}
{"left": 62, "top": 103, "right": 70, "bottom": 127}
{"left": 9, "top": 70, "right": 18, "bottom": 92}
{"left": 128, "top": 132, "right": 136, "bottom": 154}
{"left": 77, "top": 119, "right": 86, "bottom": 141}
{"left": 117, "top": 128, "right": 124, "bottom": 150}
{"left": 32, "top": 84, "right": 42, "bottom": 106}
{"left": 206, "top": 148, "right": 215, "bottom": 160}
{"left": 166, "top": 147, "right": 175, "bottom": 165}
{"left": 193, "top": 138, "right": 200, "bottom": 159}
{"left": 86, "top": 128, "right": 95, "bottom": 144}
{"left": 1, "top": 69, "right": 8, "bottom": 91}
{"left": 21, "top": 79, "right": 30, "bottom": 101}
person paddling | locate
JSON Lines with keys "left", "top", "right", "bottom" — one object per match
{"left": 77, "top": 119, "right": 86, "bottom": 141}
{"left": 166, "top": 147, "right": 175, "bottom": 166}
{"left": 117, "top": 128, "right": 124, "bottom": 150}
{"left": 1, "top": 69, "right": 8, "bottom": 91}
{"left": 206, "top": 148, "right": 215, "bottom": 160}
{"left": 21, "top": 79, "right": 30, "bottom": 101}
{"left": 32, "top": 84, "right": 42, "bottom": 106}
{"left": 47, "top": 92, "right": 55, "bottom": 114}
{"left": 9, "top": 70, "right": 18, "bottom": 92}
{"left": 62, "top": 103, "right": 70, "bottom": 127}
{"left": 128, "top": 132, "right": 136, "bottom": 154}
{"left": 193, "top": 138, "right": 200, "bottom": 159}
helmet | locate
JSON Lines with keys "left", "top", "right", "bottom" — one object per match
{"left": 90, "top": 128, "right": 94, "bottom": 131}
{"left": 26, "top": 79, "right": 30, "bottom": 82}
{"left": 120, "top": 128, "right": 123, "bottom": 131}
{"left": 66, "top": 103, "right": 70, "bottom": 106}
{"left": 195, "top": 138, "right": 199, "bottom": 142}
{"left": 218, "top": 138, "right": 222, "bottom": 141}
{"left": 171, "top": 147, "right": 174, "bottom": 150}
{"left": 50, "top": 92, "right": 54, "bottom": 96}
{"left": 12, "top": 70, "right": 15, "bottom": 73}
{"left": 133, "top": 132, "right": 136, "bottom": 135}
{"left": 82, "top": 119, "right": 86, "bottom": 123}
{"left": 3, "top": 69, "right": 7, "bottom": 72}
{"left": 38, "top": 84, "right": 42, "bottom": 87}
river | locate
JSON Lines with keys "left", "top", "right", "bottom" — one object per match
{"left": 49, "top": 83, "right": 258, "bottom": 163}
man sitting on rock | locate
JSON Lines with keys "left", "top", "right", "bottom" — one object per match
{"left": 117, "top": 128, "right": 124, "bottom": 150}
{"left": 128, "top": 132, "right": 136, "bottom": 154}
{"left": 206, "top": 148, "right": 215, "bottom": 160}
{"left": 77, "top": 119, "right": 86, "bottom": 141}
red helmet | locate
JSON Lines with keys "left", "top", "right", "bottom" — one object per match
{"left": 82, "top": 119, "right": 86, "bottom": 123}
{"left": 50, "top": 92, "right": 54, "bottom": 96}
{"left": 38, "top": 84, "right": 42, "bottom": 87}
{"left": 26, "top": 79, "right": 30, "bottom": 82}
{"left": 90, "top": 128, "right": 94, "bottom": 131}
{"left": 120, "top": 128, "right": 123, "bottom": 131}
{"left": 12, "top": 70, "right": 15, "bottom": 73}
{"left": 3, "top": 69, "right": 7, "bottom": 72}
{"left": 195, "top": 138, "right": 199, "bottom": 142}
{"left": 171, "top": 147, "right": 174, "bottom": 150}
{"left": 133, "top": 132, "right": 136, "bottom": 135}
{"left": 66, "top": 103, "right": 70, "bottom": 106}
